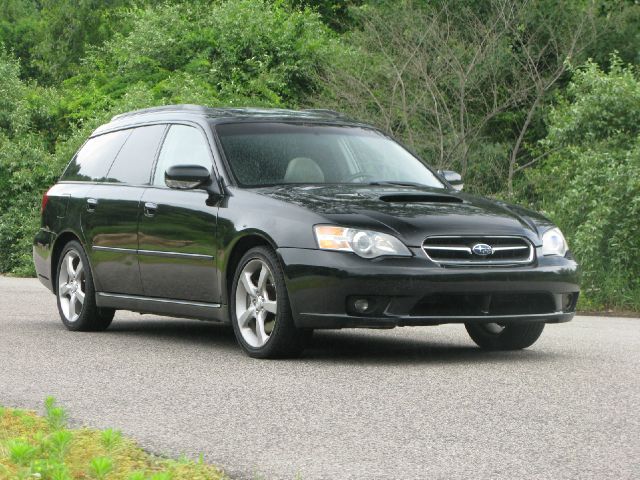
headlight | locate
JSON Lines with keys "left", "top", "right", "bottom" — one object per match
{"left": 314, "top": 225, "right": 411, "bottom": 258}
{"left": 542, "top": 227, "right": 568, "bottom": 256}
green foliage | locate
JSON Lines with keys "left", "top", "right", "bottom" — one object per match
{"left": 63, "top": 0, "right": 335, "bottom": 122}
{"left": 47, "top": 430, "right": 74, "bottom": 460}
{"left": 7, "top": 439, "right": 37, "bottom": 466}
{"left": 0, "top": 50, "right": 58, "bottom": 276}
{"left": 0, "top": 399, "right": 227, "bottom": 479}
{"left": 101, "top": 428, "right": 123, "bottom": 451}
{"left": 44, "top": 396, "right": 68, "bottom": 430}
{"left": 127, "top": 472, "right": 147, "bottom": 480}
{"left": 0, "top": 0, "right": 42, "bottom": 78}
{"left": 34, "top": 0, "right": 135, "bottom": 83}
{"left": 0, "top": 0, "right": 639, "bottom": 311}
{"left": 312, "top": 0, "right": 597, "bottom": 195}
{"left": 526, "top": 57, "right": 640, "bottom": 309}
{"left": 89, "top": 456, "right": 115, "bottom": 479}
{"left": 0, "top": 49, "right": 28, "bottom": 133}
{"left": 0, "top": 0, "right": 138, "bottom": 82}
{"left": 285, "top": 0, "right": 362, "bottom": 31}
{"left": 149, "top": 472, "right": 173, "bottom": 480}
{"left": 585, "top": 0, "right": 640, "bottom": 68}
{"left": 0, "top": 1, "right": 338, "bottom": 279}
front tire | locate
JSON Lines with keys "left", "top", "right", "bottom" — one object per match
{"left": 465, "top": 322, "right": 545, "bottom": 350}
{"left": 230, "top": 246, "right": 309, "bottom": 358}
{"left": 56, "top": 240, "right": 114, "bottom": 331}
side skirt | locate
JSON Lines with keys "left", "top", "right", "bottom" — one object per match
{"left": 95, "top": 292, "right": 229, "bottom": 323}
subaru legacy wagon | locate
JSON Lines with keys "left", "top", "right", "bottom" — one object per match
{"left": 34, "top": 105, "right": 579, "bottom": 358}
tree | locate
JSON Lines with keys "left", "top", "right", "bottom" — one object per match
{"left": 527, "top": 57, "right": 640, "bottom": 309}
{"left": 0, "top": 0, "right": 42, "bottom": 79}
{"left": 33, "top": 0, "right": 134, "bottom": 83}
{"left": 285, "top": 0, "right": 363, "bottom": 31}
{"left": 315, "top": 0, "right": 597, "bottom": 195}
{"left": 60, "top": 0, "right": 337, "bottom": 122}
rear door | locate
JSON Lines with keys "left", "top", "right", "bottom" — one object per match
{"left": 138, "top": 124, "right": 219, "bottom": 303}
{"left": 83, "top": 124, "right": 166, "bottom": 295}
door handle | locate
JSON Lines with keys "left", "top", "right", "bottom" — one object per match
{"left": 86, "top": 198, "right": 98, "bottom": 212}
{"left": 144, "top": 202, "right": 158, "bottom": 217}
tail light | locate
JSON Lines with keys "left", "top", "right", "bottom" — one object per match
{"left": 41, "top": 188, "right": 51, "bottom": 214}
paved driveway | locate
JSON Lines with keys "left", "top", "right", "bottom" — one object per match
{"left": 1, "top": 276, "right": 638, "bottom": 479}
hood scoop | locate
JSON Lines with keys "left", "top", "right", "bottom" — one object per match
{"left": 379, "top": 193, "right": 463, "bottom": 204}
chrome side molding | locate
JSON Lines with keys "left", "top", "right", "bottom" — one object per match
{"left": 92, "top": 245, "right": 214, "bottom": 261}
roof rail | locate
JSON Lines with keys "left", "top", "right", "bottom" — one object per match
{"left": 302, "top": 108, "right": 346, "bottom": 118}
{"left": 109, "top": 105, "right": 351, "bottom": 123}
{"left": 110, "top": 104, "right": 211, "bottom": 121}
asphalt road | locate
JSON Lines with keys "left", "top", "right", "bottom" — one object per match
{"left": 1, "top": 276, "right": 638, "bottom": 479}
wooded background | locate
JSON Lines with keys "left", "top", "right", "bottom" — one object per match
{"left": 1, "top": 0, "right": 638, "bottom": 311}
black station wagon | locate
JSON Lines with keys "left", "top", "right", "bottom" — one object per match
{"left": 34, "top": 105, "right": 579, "bottom": 358}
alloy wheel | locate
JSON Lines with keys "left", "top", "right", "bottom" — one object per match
{"left": 58, "top": 250, "right": 86, "bottom": 323}
{"left": 482, "top": 322, "right": 506, "bottom": 334}
{"left": 234, "top": 258, "right": 278, "bottom": 348}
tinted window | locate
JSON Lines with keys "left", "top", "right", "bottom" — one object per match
{"left": 152, "top": 125, "right": 212, "bottom": 186}
{"left": 215, "top": 123, "right": 444, "bottom": 188}
{"left": 61, "top": 130, "right": 130, "bottom": 182}
{"left": 106, "top": 125, "right": 167, "bottom": 185}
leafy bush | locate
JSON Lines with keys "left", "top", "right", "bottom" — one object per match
{"left": 525, "top": 57, "right": 640, "bottom": 310}
{"left": 62, "top": 0, "right": 336, "bottom": 122}
{"left": 0, "top": 51, "right": 57, "bottom": 276}
{"left": 0, "top": 51, "right": 27, "bottom": 133}
{"left": 0, "top": 1, "right": 339, "bottom": 277}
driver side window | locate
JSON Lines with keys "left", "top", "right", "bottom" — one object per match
{"left": 153, "top": 125, "right": 212, "bottom": 187}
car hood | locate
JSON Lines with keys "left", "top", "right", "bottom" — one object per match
{"left": 254, "top": 184, "right": 545, "bottom": 247}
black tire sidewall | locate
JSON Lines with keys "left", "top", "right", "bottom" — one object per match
{"left": 230, "top": 246, "right": 303, "bottom": 358}
{"left": 55, "top": 240, "right": 113, "bottom": 331}
{"left": 465, "top": 322, "right": 545, "bottom": 350}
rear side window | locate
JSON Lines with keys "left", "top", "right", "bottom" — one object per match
{"left": 61, "top": 130, "right": 130, "bottom": 182}
{"left": 106, "top": 125, "right": 167, "bottom": 185}
{"left": 152, "top": 125, "right": 212, "bottom": 186}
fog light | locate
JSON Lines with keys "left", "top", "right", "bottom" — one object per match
{"left": 354, "top": 298, "right": 370, "bottom": 313}
{"left": 347, "top": 295, "right": 390, "bottom": 316}
{"left": 562, "top": 293, "right": 578, "bottom": 312}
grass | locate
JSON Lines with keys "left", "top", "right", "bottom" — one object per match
{"left": 0, "top": 398, "right": 227, "bottom": 480}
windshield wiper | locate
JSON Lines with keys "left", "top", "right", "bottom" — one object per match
{"left": 366, "top": 181, "right": 429, "bottom": 188}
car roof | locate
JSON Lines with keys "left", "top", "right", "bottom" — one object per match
{"left": 92, "top": 104, "right": 364, "bottom": 136}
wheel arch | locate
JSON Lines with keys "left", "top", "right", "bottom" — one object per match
{"left": 224, "top": 232, "right": 278, "bottom": 302}
{"left": 50, "top": 230, "right": 88, "bottom": 291}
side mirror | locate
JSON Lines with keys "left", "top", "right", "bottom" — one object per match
{"left": 439, "top": 170, "right": 464, "bottom": 191}
{"left": 165, "top": 165, "right": 212, "bottom": 190}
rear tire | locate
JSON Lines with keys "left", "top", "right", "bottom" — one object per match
{"left": 56, "top": 240, "right": 115, "bottom": 332}
{"left": 465, "top": 322, "right": 545, "bottom": 350}
{"left": 230, "top": 246, "right": 309, "bottom": 359}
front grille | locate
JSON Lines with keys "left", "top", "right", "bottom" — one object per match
{"left": 410, "top": 292, "right": 556, "bottom": 317}
{"left": 423, "top": 236, "right": 534, "bottom": 266}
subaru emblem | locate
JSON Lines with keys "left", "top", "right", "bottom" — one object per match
{"left": 472, "top": 243, "right": 493, "bottom": 256}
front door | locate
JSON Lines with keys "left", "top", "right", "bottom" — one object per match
{"left": 138, "top": 124, "right": 219, "bottom": 303}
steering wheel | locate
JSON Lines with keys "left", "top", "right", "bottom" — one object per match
{"left": 343, "top": 172, "right": 375, "bottom": 183}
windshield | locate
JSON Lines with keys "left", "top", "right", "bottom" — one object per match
{"left": 215, "top": 122, "right": 444, "bottom": 188}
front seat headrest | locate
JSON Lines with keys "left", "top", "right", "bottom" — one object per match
{"left": 284, "top": 157, "right": 325, "bottom": 183}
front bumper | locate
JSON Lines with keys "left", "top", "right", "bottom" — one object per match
{"left": 278, "top": 247, "right": 580, "bottom": 329}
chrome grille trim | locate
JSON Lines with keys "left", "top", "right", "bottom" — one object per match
{"left": 422, "top": 235, "right": 535, "bottom": 266}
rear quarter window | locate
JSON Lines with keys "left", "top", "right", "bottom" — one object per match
{"left": 61, "top": 130, "right": 131, "bottom": 182}
{"left": 106, "top": 125, "right": 167, "bottom": 185}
